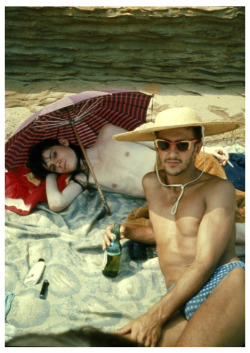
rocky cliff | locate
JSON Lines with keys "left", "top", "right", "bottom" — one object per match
{"left": 5, "top": 6, "right": 245, "bottom": 88}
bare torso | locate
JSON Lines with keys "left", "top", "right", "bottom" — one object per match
{"left": 143, "top": 170, "right": 238, "bottom": 288}
{"left": 87, "top": 124, "right": 156, "bottom": 197}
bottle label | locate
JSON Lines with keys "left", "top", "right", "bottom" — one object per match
{"left": 107, "top": 243, "right": 121, "bottom": 256}
{"left": 106, "top": 223, "right": 121, "bottom": 255}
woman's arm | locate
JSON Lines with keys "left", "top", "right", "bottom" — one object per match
{"left": 45, "top": 173, "right": 83, "bottom": 212}
{"left": 203, "top": 146, "right": 229, "bottom": 166}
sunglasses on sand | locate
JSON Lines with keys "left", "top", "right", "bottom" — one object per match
{"left": 154, "top": 138, "right": 199, "bottom": 152}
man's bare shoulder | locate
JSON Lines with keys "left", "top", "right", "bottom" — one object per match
{"left": 202, "top": 171, "right": 234, "bottom": 189}
{"left": 142, "top": 171, "right": 157, "bottom": 183}
{"left": 142, "top": 171, "right": 158, "bottom": 190}
{"left": 201, "top": 172, "right": 236, "bottom": 205}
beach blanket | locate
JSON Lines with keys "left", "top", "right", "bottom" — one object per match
{"left": 5, "top": 146, "right": 245, "bottom": 343}
{"left": 5, "top": 189, "right": 167, "bottom": 342}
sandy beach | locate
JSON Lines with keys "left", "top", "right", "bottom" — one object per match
{"left": 5, "top": 7, "right": 245, "bottom": 149}
{"left": 5, "top": 79, "right": 245, "bottom": 149}
{"left": 4, "top": 7, "right": 246, "bottom": 345}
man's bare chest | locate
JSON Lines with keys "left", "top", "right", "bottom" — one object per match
{"left": 148, "top": 185, "right": 206, "bottom": 237}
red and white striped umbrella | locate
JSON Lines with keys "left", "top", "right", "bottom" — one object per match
{"left": 5, "top": 89, "right": 153, "bottom": 214}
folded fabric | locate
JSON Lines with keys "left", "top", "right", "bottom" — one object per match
{"left": 5, "top": 166, "right": 69, "bottom": 215}
{"left": 128, "top": 241, "right": 158, "bottom": 260}
{"left": 235, "top": 189, "right": 245, "bottom": 223}
{"left": 5, "top": 292, "right": 17, "bottom": 344}
{"left": 224, "top": 153, "right": 245, "bottom": 191}
{"left": 5, "top": 292, "right": 15, "bottom": 320}
{"left": 195, "top": 152, "right": 227, "bottom": 180}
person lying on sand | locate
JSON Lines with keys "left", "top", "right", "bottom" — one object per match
{"left": 28, "top": 124, "right": 231, "bottom": 212}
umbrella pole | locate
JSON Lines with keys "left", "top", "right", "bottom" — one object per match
{"left": 70, "top": 122, "right": 112, "bottom": 216}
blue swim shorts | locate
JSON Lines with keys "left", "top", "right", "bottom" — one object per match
{"left": 169, "top": 261, "right": 245, "bottom": 321}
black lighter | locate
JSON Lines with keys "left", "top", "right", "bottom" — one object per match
{"left": 39, "top": 279, "right": 49, "bottom": 299}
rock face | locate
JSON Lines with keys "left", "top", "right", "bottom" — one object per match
{"left": 5, "top": 6, "right": 245, "bottom": 88}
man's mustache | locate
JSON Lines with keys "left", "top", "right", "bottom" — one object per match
{"left": 164, "top": 158, "right": 182, "bottom": 163}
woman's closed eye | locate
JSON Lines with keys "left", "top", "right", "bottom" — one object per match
{"left": 50, "top": 149, "right": 57, "bottom": 161}
{"left": 43, "top": 149, "right": 57, "bottom": 172}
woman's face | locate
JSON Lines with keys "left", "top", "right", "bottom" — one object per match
{"left": 42, "top": 139, "right": 79, "bottom": 174}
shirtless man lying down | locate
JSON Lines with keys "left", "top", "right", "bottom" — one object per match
{"left": 28, "top": 124, "right": 230, "bottom": 212}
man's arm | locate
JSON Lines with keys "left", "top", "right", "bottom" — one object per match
{"left": 102, "top": 223, "right": 155, "bottom": 250}
{"left": 117, "top": 179, "right": 236, "bottom": 346}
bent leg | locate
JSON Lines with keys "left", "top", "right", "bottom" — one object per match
{"left": 157, "top": 311, "right": 188, "bottom": 347}
{"left": 120, "top": 311, "right": 188, "bottom": 347}
{"left": 176, "top": 267, "right": 245, "bottom": 347}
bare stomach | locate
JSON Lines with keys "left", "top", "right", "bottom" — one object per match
{"left": 157, "top": 244, "right": 239, "bottom": 288}
{"left": 157, "top": 246, "right": 195, "bottom": 287}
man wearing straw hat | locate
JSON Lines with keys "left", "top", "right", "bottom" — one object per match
{"left": 103, "top": 107, "right": 245, "bottom": 347}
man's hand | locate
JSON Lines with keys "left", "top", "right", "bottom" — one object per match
{"left": 116, "top": 312, "right": 163, "bottom": 347}
{"left": 102, "top": 224, "right": 126, "bottom": 250}
{"left": 102, "top": 224, "right": 155, "bottom": 250}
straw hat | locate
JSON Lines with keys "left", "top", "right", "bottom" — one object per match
{"left": 113, "top": 107, "right": 244, "bottom": 141}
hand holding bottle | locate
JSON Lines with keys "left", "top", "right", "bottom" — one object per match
{"left": 102, "top": 223, "right": 122, "bottom": 277}
{"left": 102, "top": 224, "right": 126, "bottom": 250}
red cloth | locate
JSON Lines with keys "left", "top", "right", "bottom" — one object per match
{"left": 5, "top": 166, "right": 69, "bottom": 215}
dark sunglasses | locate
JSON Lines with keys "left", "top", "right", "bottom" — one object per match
{"left": 154, "top": 138, "right": 199, "bottom": 152}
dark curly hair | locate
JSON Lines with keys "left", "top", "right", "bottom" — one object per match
{"left": 28, "top": 139, "right": 89, "bottom": 189}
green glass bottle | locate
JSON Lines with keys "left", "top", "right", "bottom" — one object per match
{"left": 102, "top": 223, "right": 122, "bottom": 277}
